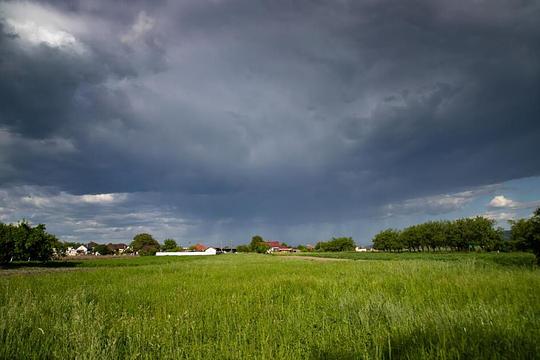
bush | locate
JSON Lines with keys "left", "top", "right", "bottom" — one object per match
{"left": 236, "top": 245, "right": 250, "bottom": 252}
{"left": 297, "top": 245, "right": 308, "bottom": 252}
{"left": 254, "top": 244, "right": 270, "bottom": 253}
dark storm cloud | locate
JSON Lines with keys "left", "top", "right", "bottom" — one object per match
{"left": 0, "top": 0, "right": 539, "bottom": 243}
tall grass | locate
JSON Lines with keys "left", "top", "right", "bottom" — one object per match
{"left": 287, "top": 251, "right": 537, "bottom": 267}
{"left": 1, "top": 254, "right": 539, "bottom": 359}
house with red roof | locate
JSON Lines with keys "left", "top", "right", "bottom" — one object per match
{"left": 192, "top": 244, "right": 209, "bottom": 252}
{"left": 264, "top": 241, "right": 294, "bottom": 253}
{"left": 265, "top": 241, "right": 281, "bottom": 248}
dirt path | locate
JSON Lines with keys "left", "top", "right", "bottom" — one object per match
{"left": 277, "top": 255, "right": 352, "bottom": 262}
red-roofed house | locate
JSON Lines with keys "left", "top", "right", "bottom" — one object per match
{"left": 265, "top": 241, "right": 294, "bottom": 253}
{"left": 265, "top": 241, "right": 281, "bottom": 248}
{"left": 193, "top": 244, "right": 209, "bottom": 252}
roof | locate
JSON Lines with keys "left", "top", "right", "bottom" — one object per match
{"left": 107, "top": 243, "right": 128, "bottom": 250}
{"left": 265, "top": 241, "right": 281, "bottom": 247}
{"left": 193, "top": 244, "right": 208, "bottom": 251}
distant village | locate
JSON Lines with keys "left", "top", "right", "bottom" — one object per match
{"left": 63, "top": 242, "right": 130, "bottom": 256}
{"left": 63, "top": 240, "right": 370, "bottom": 257}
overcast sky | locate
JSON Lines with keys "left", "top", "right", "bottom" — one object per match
{"left": 1, "top": 0, "right": 539, "bottom": 246}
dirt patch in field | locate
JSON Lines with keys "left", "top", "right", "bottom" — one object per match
{"left": 278, "top": 255, "right": 352, "bottom": 262}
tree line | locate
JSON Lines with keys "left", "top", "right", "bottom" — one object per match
{"left": 0, "top": 224, "right": 181, "bottom": 262}
{"left": 372, "top": 217, "right": 502, "bottom": 252}
{"left": 314, "top": 237, "right": 355, "bottom": 252}
{"left": 371, "top": 208, "right": 540, "bottom": 262}
{"left": 3, "top": 207, "right": 538, "bottom": 263}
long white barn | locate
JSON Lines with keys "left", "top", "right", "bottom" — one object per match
{"left": 156, "top": 247, "right": 217, "bottom": 256}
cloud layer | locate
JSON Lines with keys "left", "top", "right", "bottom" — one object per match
{"left": 1, "top": 0, "right": 539, "bottom": 244}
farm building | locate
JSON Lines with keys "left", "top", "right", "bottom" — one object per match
{"left": 265, "top": 241, "right": 295, "bottom": 253}
{"left": 107, "top": 243, "right": 128, "bottom": 254}
{"left": 66, "top": 245, "right": 88, "bottom": 256}
{"left": 192, "top": 244, "right": 209, "bottom": 252}
{"left": 156, "top": 247, "right": 218, "bottom": 256}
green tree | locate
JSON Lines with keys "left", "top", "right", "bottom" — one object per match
{"left": 446, "top": 220, "right": 465, "bottom": 251}
{"left": 511, "top": 208, "right": 540, "bottom": 264}
{"left": 418, "top": 221, "right": 449, "bottom": 251}
{"left": 236, "top": 245, "right": 250, "bottom": 252}
{"left": 373, "top": 229, "right": 401, "bottom": 252}
{"left": 254, "top": 243, "right": 270, "bottom": 253}
{"left": 315, "top": 237, "right": 355, "bottom": 252}
{"left": 454, "top": 217, "right": 502, "bottom": 251}
{"left": 94, "top": 244, "right": 113, "bottom": 255}
{"left": 0, "top": 223, "right": 16, "bottom": 263}
{"left": 162, "top": 239, "right": 178, "bottom": 252}
{"left": 530, "top": 208, "right": 540, "bottom": 263}
{"left": 250, "top": 235, "right": 264, "bottom": 251}
{"left": 12, "top": 221, "right": 31, "bottom": 260}
{"left": 27, "top": 224, "right": 56, "bottom": 261}
{"left": 400, "top": 225, "right": 422, "bottom": 252}
{"left": 0, "top": 221, "right": 57, "bottom": 262}
{"left": 131, "top": 233, "right": 160, "bottom": 256}
{"left": 509, "top": 218, "right": 533, "bottom": 251}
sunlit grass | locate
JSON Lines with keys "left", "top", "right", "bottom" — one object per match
{"left": 1, "top": 254, "right": 538, "bottom": 359}
{"left": 286, "top": 251, "right": 537, "bottom": 267}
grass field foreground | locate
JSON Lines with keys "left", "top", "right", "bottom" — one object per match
{"left": 1, "top": 253, "right": 539, "bottom": 359}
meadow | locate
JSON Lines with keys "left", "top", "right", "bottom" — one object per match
{"left": 1, "top": 253, "right": 539, "bottom": 359}
{"left": 285, "top": 251, "right": 538, "bottom": 267}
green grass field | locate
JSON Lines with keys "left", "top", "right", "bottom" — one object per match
{"left": 284, "top": 251, "right": 538, "bottom": 267}
{"left": 1, "top": 253, "right": 539, "bottom": 359}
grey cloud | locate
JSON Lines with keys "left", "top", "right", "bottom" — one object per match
{"left": 384, "top": 184, "right": 501, "bottom": 216}
{"left": 0, "top": 186, "right": 197, "bottom": 243}
{"left": 0, "top": 0, "right": 539, "bottom": 243}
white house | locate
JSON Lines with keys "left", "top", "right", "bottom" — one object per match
{"left": 355, "top": 246, "right": 367, "bottom": 252}
{"left": 66, "top": 247, "right": 77, "bottom": 256}
{"left": 66, "top": 245, "right": 88, "bottom": 256}
{"left": 76, "top": 245, "right": 88, "bottom": 255}
{"left": 156, "top": 247, "right": 217, "bottom": 256}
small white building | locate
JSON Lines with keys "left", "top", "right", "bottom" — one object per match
{"left": 355, "top": 246, "right": 367, "bottom": 252}
{"left": 66, "top": 245, "right": 88, "bottom": 256}
{"left": 76, "top": 245, "right": 88, "bottom": 255}
{"left": 156, "top": 247, "right": 217, "bottom": 256}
